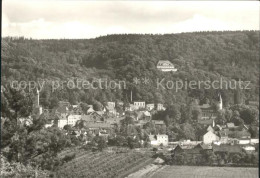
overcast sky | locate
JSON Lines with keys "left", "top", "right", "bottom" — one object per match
{"left": 2, "top": 0, "right": 260, "bottom": 39}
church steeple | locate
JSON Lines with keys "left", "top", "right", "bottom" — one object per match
{"left": 34, "top": 88, "right": 42, "bottom": 115}
{"left": 218, "top": 93, "right": 223, "bottom": 110}
{"left": 36, "top": 88, "right": 40, "bottom": 107}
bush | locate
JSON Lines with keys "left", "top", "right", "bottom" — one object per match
{"left": 62, "top": 153, "right": 76, "bottom": 162}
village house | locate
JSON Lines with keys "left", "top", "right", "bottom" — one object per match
{"left": 197, "top": 95, "right": 223, "bottom": 125}
{"left": 212, "top": 144, "right": 242, "bottom": 156}
{"left": 56, "top": 116, "right": 68, "bottom": 129}
{"left": 142, "top": 111, "right": 151, "bottom": 120}
{"left": 157, "top": 60, "right": 177, "bottom": 72}
{"left": 117, "top": 101, "right": 124, "bottom": 106}
{"left": 134, "top": 101, "right": 146, "bottom": 109}
{"left": 105, "top": 104, "right": 117, "bottom": 117}
{"left": 246, "top": 100, "right": 259, "bottom": 108}
{"left": 199, "top": 103, "right": 217, "bottom": 120}
{"left": 67, "top": 114, "right": 81, "bottom": 126}
{"left": 156, "top": 103, "right": 165, "bottom": 111}
{"left": 19, "top": 116, "right": 33, "bottom": 126}
{"left": 146, "top": 104, "right": 155, "bottom": 111}
{"left": 81, "top": 112, "right": 104, "bottom": 123}
{"left": 172, "top": 144, "right": 212, "bottom": 160}
{"left": 242, "top": 145, "right": 256, "bottom": 154}
{"left": 58, "top": 101, "right": 71, "bottom": 107}
{"left": 149, "top": 134, "right": 168, "bottom": 146}
{"left": 87, "top": 122, "right": 113, "bottom": 135}
{"left": 203, "top": 130, "right": 220, "bottom": 144}
{"left": 86, "top": 105, "right": 95, "bottom": 114}
{"left": 124, "top": 103, "right": 138, "bottom": 111}
{"left": 250, "top": 139, "right": 259, "bottom": 145}
{"left": 107, "top": 102, "right": 116, "bottom": 108}
{"left": 45, "top": 119, "right": 54, "bottom": 128}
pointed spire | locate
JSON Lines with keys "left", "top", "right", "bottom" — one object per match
{"left": 219, "top": 93, "right": 223, "bottom": 110}
{"left": 36, "top": 88, "right": 40, "bottom": 107}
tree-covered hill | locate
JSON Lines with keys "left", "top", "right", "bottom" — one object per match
{"left": 1, "top": 31, "right": 259, "bottom": 109}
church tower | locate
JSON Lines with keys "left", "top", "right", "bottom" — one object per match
{"left": 36, "top": 88, "right": 40, "bottom": 107}
{"left": 34, "top": 88, "right": 42, "bottom": 116}
{"left": 218, "top": 94, "right": 223, "bottom": 110}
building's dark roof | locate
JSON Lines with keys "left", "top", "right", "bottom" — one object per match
{"left": 174, "top": 144, "right": 212, "bottom": 155}
{"left": 198, "top": 119, "right": 214, "bottom": 125}
{"left": 86, "top": 122, "right": 112, "bottom": 128}
{"left": 219, "top": 129, "right": 251, "bottom": 138}
{"left": 55, "top": 105, "right": 68, "bottom": 114}
{"left": 212, "top": 144, "right": 242, "bottom": 154}
{"left": 199, "top": 144, "right": 213, "bottom": 150}
{"left": 230, "top": 130, "right": 251, "bottom": 138}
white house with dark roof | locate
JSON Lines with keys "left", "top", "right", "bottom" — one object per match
{"left": 203, "top": 130, "right": 219, "bottom": 144}
{"left": 157, "top": 60, "right": 177, "bottom": 72}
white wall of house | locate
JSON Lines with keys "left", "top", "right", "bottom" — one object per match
{"left": 58, "top": 119, "right": 68, "bottom": 129}
{"left": 250, "top": 139, "right": 259, "bottom": 144}
{"left": 67, "top": 115, "right": 81, "bottom": 126}
{"left": 157, "top": 135, "right": 168, "bottom": 146}
{"left": 149, "top": 134, "right": 168, "bottom": 146}
{"left": 203, "top": 131, "right": 219, "bottom": 144}
{"left": 238, "top": 139, "right": 251, "bottom": 145}
{"left": 107, "top": 102, "right": 116, "bottom": 108}
{"left": 134, "top": 102, "right": 146, "bottom": 109}
{"left": 157, "top": 104, "right": 165, "bottom": 111}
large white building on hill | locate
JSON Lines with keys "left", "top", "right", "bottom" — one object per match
{"left": 157, "top": 60, "right": 177, "bottom": 72}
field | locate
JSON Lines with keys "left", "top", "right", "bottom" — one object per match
{"left": 55, "top": 149, "right": 154, "bottom": 178}
{"left": 149, "top": 165, "right": 258, "bottom": 178}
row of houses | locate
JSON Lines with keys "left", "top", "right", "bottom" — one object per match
{"left": 125, "top": 102, "right": 165, "bottom": 112}
{"left": 172, "top": 143, "right": 258, "bottom": 159}
{"left": 202, "top": 122, "right": 258, "bottom": 147}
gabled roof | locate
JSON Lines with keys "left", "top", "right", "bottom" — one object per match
{"left": 86, "top": 122, "right": 112, "bottom": 128}
{"left": 230, "top": 130, "right": 251, "bottom": 138}
{"left": 198, "top": 103, "right": 212, "bottom": 109}
{"left": 198, "top": 119, "right": 214, "bottom": 125}
{"left": 149, "top": 134, "right": 157, "bottom": 141}
{"left": 55, "top": 105, "right": 69, "bottom": 114}
{"left": 198, "top": 144, "right": 212, "bottom": 150}
{"left": 207, "top": 125, "right": 214, "bottom": 132}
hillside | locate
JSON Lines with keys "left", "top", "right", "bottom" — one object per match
{"left": 1, "top": 31, "right": 259, "bottom": 109}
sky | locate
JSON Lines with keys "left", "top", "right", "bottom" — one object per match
{"left": 2, "top": 0, "right": 260, "bottom": 39}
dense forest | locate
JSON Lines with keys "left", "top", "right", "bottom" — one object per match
{"left": 1, "top": 31, "right": 259, "bottom": 109}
